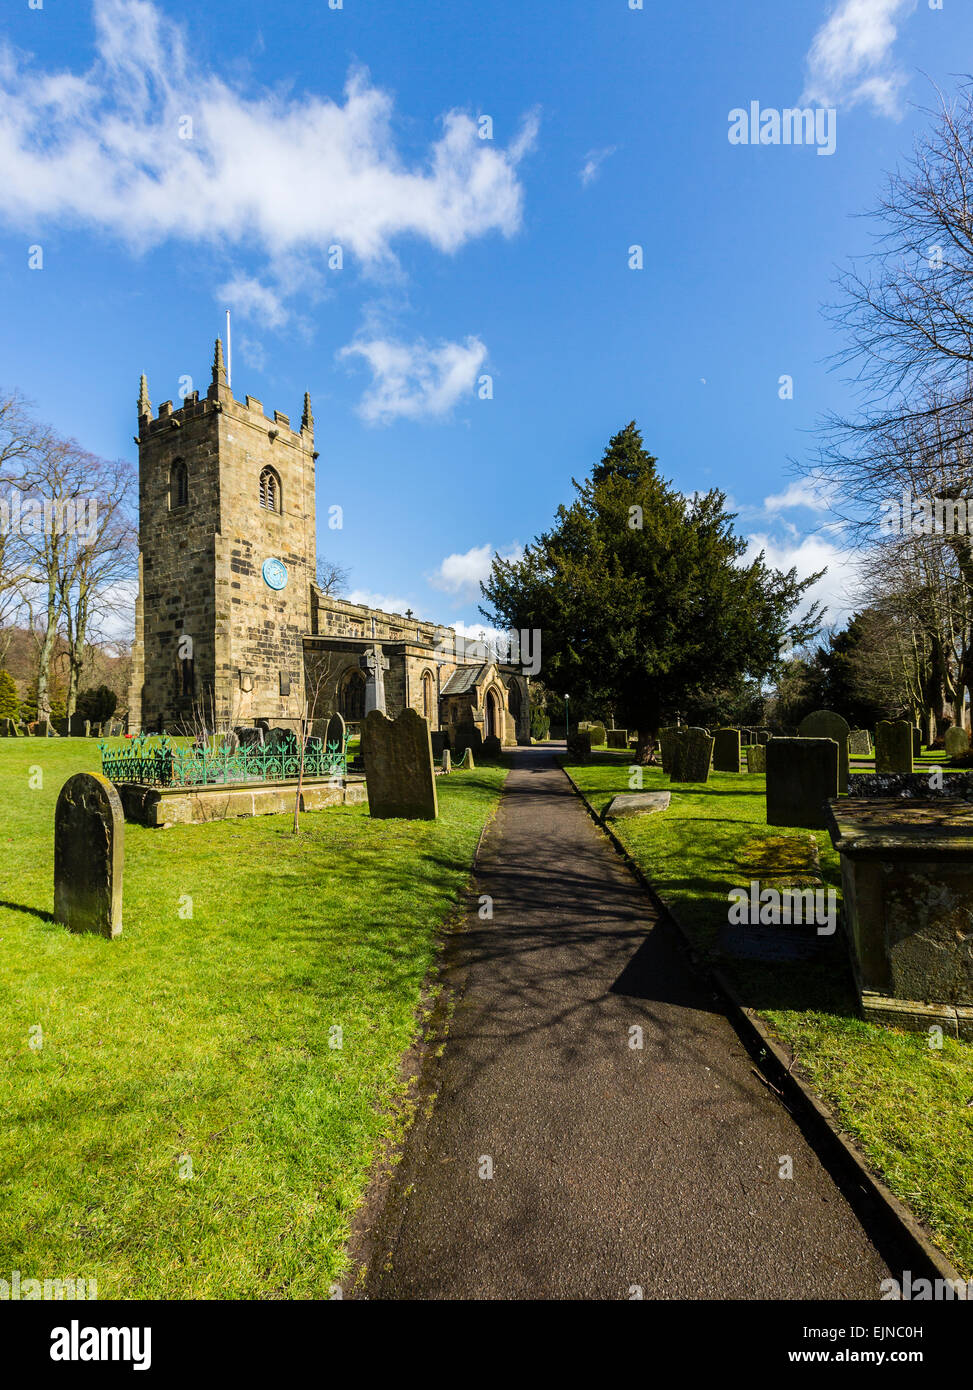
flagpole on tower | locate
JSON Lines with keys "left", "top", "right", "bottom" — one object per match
{"left": 226, "top": 309, "right": 232, "bottom": 390}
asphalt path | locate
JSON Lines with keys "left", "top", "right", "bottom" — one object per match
{"left": 365, "top": 746, "right": 891, "bottom": 1300}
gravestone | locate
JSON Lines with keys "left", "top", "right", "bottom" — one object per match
{"left": 361, "top": 644, "right": 390, "bottom": 715}
{"left": 36, "top": 719, "right": 50, "bottom": 738}
{"left": 717, "top": 922, "right": 821, "bottom": 965}
{"left": 482, "top": 734, "right": 502, "bottom": 759}
{"left": 746, "top": 744, "right": 766, "bottom": 774}
{"left": 84, "top": 720, "right": 92, "bottom": 738}
{"left": 604, "top": 791, "right": 670, "bottom": 819}
{"left": 325, "top": 712, "right": 346, "bottom": 757}
{"left": 658, "top": 727, "right": 680, "bottom": 774}
{"left": 827, "top": 798, "right": 973, "bottom": 1032}
{"left": 848, "top": 729, "right": 871, "bottom": 756}
{"left": 670, "top": 728, "right": 713, "bottom": 784}
{"left": 757, "top": 730, "right": 770, "bottom": 745}
{"left": 223, "top": 730, "right": 240, "bottom": 755}
{"left": 713, "top": 728, "right": 742, "bottom": 773}
{"left": 54, "top": 773, "right": 123, "bottom": 938}
{"left": 798, "top": 709, "right": 850, "bottom": 793}
{"left": 566, "top": 729, "right": 592, "bottom": 762}
{"left": 456, "top": 747, "right": 474, "bottom": 770}
{"left": 236, "top": 725, "right": 264, "bottom": 749}
{"left": 361, "top": 709, "right": 437, "bottom": 820}
{"left": 945, "top": 726, "right": 970, "bottom": 759}
{"left": 913, "top": 726, "right": 922, "bottom": 757}
{"left": 606, "top": 729, "right": 628, "bottom": 750}
{"left": 0, "top": 718, "right": 11, "bottom": 737}
{"left": 430, "top": 730, "right": 450, "bottom": 759}
{"left": 739, "top": 729, "right": 754, "bottom": 747}
{"left": 766, "top": 737, "right": 838, "bottom": 830}
{"left": 874, "top": 720, "right": 913, "bottom": 774}
{"left": 442, "top": 748, "right": 451, "bottom": 773}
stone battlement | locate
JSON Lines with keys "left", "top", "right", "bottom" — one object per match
{"left": 136, "top": 338, "right": 313, "bottom": 450}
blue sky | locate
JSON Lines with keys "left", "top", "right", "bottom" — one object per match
{"left": 0, "top": 0, "right": 968, "bottom": 639}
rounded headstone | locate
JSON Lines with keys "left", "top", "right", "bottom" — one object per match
{"left": 945, "top": 726, "right": 970, "bottom": 759}
{"left": 798, "top": 710, "right": 850, "bottom": 793}
{"left": 325, "top": 711, "right": 346, "bottom": 754}
{"left": 875, "top": 719, "right": 914, "bottom": 775}
{"left": 54, "top": 773, "right": 123, "bottom": 938}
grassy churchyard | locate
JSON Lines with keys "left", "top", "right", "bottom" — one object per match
{"left": 564, "top": 749, "right": 973, "bottom": 1279}
{"left": 0, "top": 738, "right": 505, "bottom": 1298}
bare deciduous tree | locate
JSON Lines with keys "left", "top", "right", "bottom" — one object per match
{"left": 57, "top": 451, "right": 137, "bottom": 724}
{"left": 316, "top": 557, "right": 350, "bottom": 597}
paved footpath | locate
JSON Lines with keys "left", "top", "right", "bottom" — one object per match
{"left": 365, "top": 746, "right": 892, "bottom": 1300}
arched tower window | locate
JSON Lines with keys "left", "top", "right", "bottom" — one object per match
{"left": 259, "top": 466, "right": 281, "bottom": 512}
{"left": 422, "top": 670, "right": 435, "bottom": 723}
{"left": 170, "top": 459, "right": 188, "bottom": 509}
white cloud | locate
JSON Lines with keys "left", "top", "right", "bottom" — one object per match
{"left": 429, "top": 542, "right": 523, "bottom": 601}
{"left": 450, "top": 620, "right": 512, "bottom": 659}
{"left": 744, "top": 531, "right": 861, "bottom": 625}
{"left": 237, "top": 335, "right": 266, "bottom": 371}
{"left": 0, "top": 0, "right": 537, "bottom": 273}
{"left": 803, "top": 0, "right": 917, "bottom": 117}
{"left": 340, "top": 335, "right": 488, "bottom": 424}
{"left": 345, "top": 588, "right": 414, "bottom": 616}
{"left": 218, "top": 276, "right": 288, "bottom": 331}
{"left": 762, "top": 479, "right": 839, "bottom": 514}
{"left": 579, "top": 146, "right": 616, "bottom": 187}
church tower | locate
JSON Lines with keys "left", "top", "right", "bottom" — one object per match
{"left": 128, "top": 341, "right": 317, "bottom": 732}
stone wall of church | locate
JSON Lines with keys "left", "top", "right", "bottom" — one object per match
{"left": 129, "top": 394, "right": 222, "bottom": 732}
{"left": 311, "top": 587, "right": 450, "bottom": 650}
{"left": 215, "top": 390, "right": 315, "bottom": 727}
{"left": 129, "top": 350, "right": 316, "bottom": 732}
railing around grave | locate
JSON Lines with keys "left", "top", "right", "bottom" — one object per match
{"left": 98, "top": 733, "right": 347, "bottom": 788}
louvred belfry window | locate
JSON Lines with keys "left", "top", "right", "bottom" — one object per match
{"left": 170, "top": 460, "right": 188, "bottom": 509}
{"left": 259, "top": 467, "right": 281, "bottom": 512}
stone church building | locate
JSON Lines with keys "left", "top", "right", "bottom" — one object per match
{"left": 127, "top": 340, "right": 530, "bottom": 748}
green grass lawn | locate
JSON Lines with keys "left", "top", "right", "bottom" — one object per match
{"left": 564, "top": 752, "right": 973, "bottom": 1277}
{"left": 0, "top": 738, "right": 505, "bottom": 1298}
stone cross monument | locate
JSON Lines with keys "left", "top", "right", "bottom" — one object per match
{"left": 361, "top": 644, "right": 390, "bottom": 716}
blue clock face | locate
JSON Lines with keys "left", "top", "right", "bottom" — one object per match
{"left": 262, "top": 558, "right": 288, "bottom": 591}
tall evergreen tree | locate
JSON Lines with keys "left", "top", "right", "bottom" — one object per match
{"left": 0, "top": 669, "right": 18, "bottom": 720}
{"left": 481, "top": 423, "right": 822, "bottom": 758}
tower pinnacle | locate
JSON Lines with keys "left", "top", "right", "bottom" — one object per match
{"left": 302, "top": 391, "right": 314, "bottom": 433}
{"left": 138, "top": 374, "right": 152, "bottom": 419}
{"left": 212, "top": 337, "right": 227, "bottom": 386}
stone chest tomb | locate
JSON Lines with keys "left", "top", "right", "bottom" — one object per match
{"left": 826, "top": 799, "right": 973, "bottom": 1038}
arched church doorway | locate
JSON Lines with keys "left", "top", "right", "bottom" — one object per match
{"left": 486, "top": 687, "right": 503, "bottom": 740}
{"left": 340, "top": 668, "right": 366, "bottom": 721}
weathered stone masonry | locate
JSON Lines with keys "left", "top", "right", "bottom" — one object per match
{"left": 128, "top": 340, "right": 531, "bottom": 745}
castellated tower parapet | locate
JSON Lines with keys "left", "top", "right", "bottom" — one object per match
{"left": 128, "top": 340, "right": 317, "bottom": 733}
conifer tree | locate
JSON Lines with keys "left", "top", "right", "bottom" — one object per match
{"left": 481, "top": 423, "right": 823, "bottom": 759}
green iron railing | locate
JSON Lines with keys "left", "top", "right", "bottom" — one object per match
{"left": 98, "top": 732, "right": 347, "bottom": 788}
